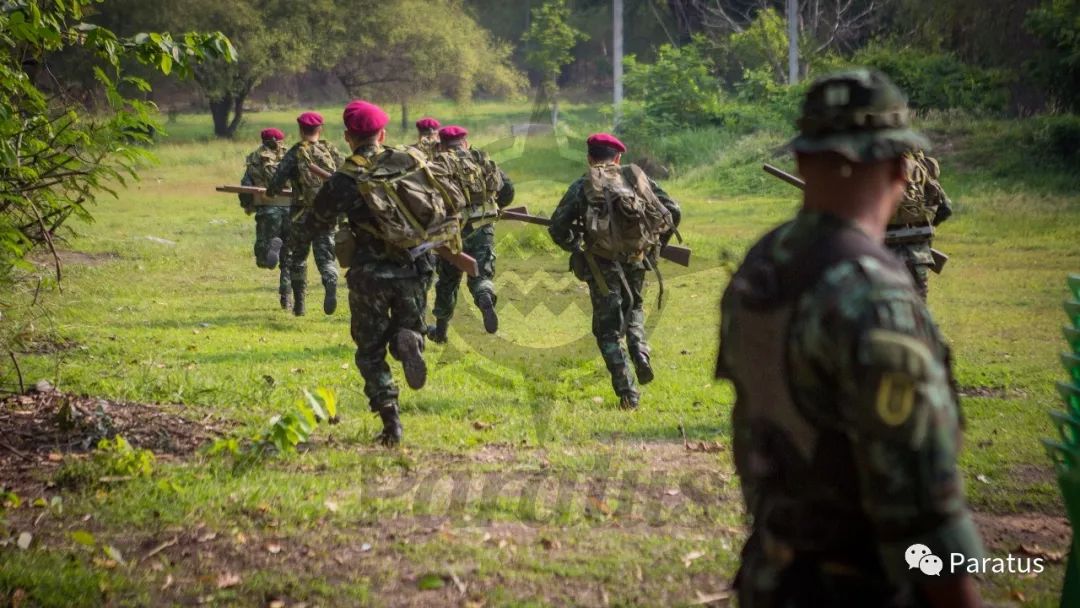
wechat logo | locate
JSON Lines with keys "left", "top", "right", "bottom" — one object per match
{"left": 906, "top": 544, "right": 943, "bottom": 576}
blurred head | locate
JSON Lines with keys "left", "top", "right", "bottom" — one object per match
{"left": 586, "top": 133, "right": 626, "bottom": 165}
{"left": 342, "top": 100, "right": 389, "bottom": 149}
{"left": 416, "top": 117, "right": 440, "bottom": 137}
{"left": 437, "top": 125, "right": 469, "bottom": 151}
{"left": 260, "top": 128, "right": 285, "bottom": 149}
{"left": 297, "top": 112, "right": 324, "bottom": 139}
{"left": 792, "top": 69, "right": 927, "bottom": 215}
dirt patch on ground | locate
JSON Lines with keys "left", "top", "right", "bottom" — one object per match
{"left": 975, "top": 512, "right": 1071, "bottom": 559}
{"left": 0, "top": 385, "right": 226, "bottom": 492}
{"left": 27, "top": 249, "right": 120, "bottom": 267}
{"left": 958, "top": 385, "right": 1028, "bottom": 399}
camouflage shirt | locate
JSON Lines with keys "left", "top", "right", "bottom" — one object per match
{"left": 307, "top": 143, "right": 433, "bottom": 279}
{"left": 548, "top": 165, "right": 681, "bottom": 269}
{"left": 716, "top": 211, "right": 983, "bottom": 586}
{"left": 239, "top": 142, "right": 286, "bottom": 208}
{"left": 887, "top": 152, "right": 953, "bottom": 267}
{"left": 266, "top": 139, "right": 343, "bottom": 207}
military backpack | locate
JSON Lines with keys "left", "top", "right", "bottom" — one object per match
{"left": 892, "top": 152, "right": 940, "bottom": 226}
{"left": 296, "top": 140, "right": 340, "bottom": 207}
{"left": 582, "top": 162, "right": 674, "bottom": 262}
{"left": 336, "top": 147, "right": 464, "bottom": 267}
{"left": 441, "top": 148, "right": 503, "bottom": 228}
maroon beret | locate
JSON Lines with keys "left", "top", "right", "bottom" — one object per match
{"left": 343, "top": 100, "right": 389, "bottom": 137}
{"left": 586, "top": 133, "right": 626, "bottom": 153}
{"left": 416, "top": 117, "right": 440, "bottom": 131}
{"left": 296, "top": 112, "right": 324, "bottom": 128}
{"left": 439, "top": 125, "right": 468, "bottom": 141}
{"left": 260, "top": 128, "right": 285, "bottom": 141}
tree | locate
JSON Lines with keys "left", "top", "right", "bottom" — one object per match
{"left": 521, "top": 0, "right": 588, "bottom": 127}
{"left": 1025, "top": 0, "right": 1080, "bottom": 110}
{"left": 127, "top": 0, "right": 334, "bottom": 138}
{"left": 328, "top": 0, "right": 525, "bottom": 129}
{"left": 0, "top": 0, "right": 233, "bottom": 378}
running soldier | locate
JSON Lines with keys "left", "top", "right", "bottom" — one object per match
{"left": 238, "top": 127, "right": 291, "bottom": 309}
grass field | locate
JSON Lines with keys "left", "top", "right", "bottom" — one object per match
{"left": 1, "top": 100, "right": 1078, "bottom": 607}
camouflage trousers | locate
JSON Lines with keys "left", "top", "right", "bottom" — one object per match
{"left": 347, "top": 268, "right": 428, "bottom": 410}
{"left": 583, "top": 257, "right": 648, "bottom": 399}
{"left": 887, "top": 240, "right": 933, "bottom": 301}
{"left": 432, "top": 225, "right": 496, "bottom": 321}
{"left": 288, "top": 207, "right": 338, "bottom": 291}
{"left": 253, "top": 206, "right": 292, "bottom": 294}
{"left": 736, "top": 531, "right": 924, "bottom": 608}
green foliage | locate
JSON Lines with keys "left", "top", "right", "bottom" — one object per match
{"left": 521, "top": 0, "right": 588, "bottom": 98}
{"left": 1025, "top": 0, "right": 1080, "bottom": 111}
{"left": 727, "top": 7, "right": 788, "bottom": 82}
{"left": 331, "top": 0, "right": 525, "bottom": 107}
{"left": 210, "top": 388, "right": 338, "bottom": 469}
{"left": 830, "top": 44, "right": 1012, "bottom": 112}
{"left": 624, "top": 36, "right": 722, "bottom": 134}
{"left": 54, "top": 435, "right": 155, "bottom": 488}
{"left": 0, "top": 0, "right": 233, "bottom": 355}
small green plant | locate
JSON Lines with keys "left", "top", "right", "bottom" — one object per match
{"left": 54, "top": 436, "right": 155, "bottom": 488}
{"left": 208, "top": 388, "right": 337, "bottom": 469}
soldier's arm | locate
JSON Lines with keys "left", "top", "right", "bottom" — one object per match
{"left": 930, "top": 181, "right": 953, "bottom": 226}
{"left": 238, "top": 165, "right": 256, "bottom": 209}
{"left": 328, "top": 142, "right": 344, "bottom": 169}
{"left": 265, "top": 146, "right": 297, "bottom": 197}
{"left": 309, "top": 172, "right": 356, "bottom": 233}
{"left": 547, "top": 179, "right": 585, "bottom": 252}
{"left": 827, "top": 264, "right": 984, "bottom": 598}
{"left": 648, "top": 177, "right": 682, "bottom": 229}
{"left": 495, "top": 167, "right": 515, "bottom": 208}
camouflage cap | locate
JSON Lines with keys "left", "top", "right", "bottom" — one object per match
{"left": 791, "top": 68, "right": 930, "bottom": 162}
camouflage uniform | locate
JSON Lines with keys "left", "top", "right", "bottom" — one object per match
{"left": 886, "top": 151, "right": 953, "bottom": 300}
{"left": 266, "top": 139, "right": 343, "bottom": 314}
{"left": 413, "top": 134, "right": 440, "bottom": 158}
{"left": 431, "top": 147, "right": 515, "bottom": 327}
{"left": 239, "top": 142, "right": 292, "bottom": 305}
{"left": 548, "top": 167, "right": 680, "bottom": 404}
{"left": 716, "top": 69, "right": 983, "bottom": 608}
{"left": 307, "top": 142, "right": 434, "bottom": 414}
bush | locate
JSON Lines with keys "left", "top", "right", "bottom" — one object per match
{"left": 1027, "top": 114, "right": 1080, "bottom": 164}
{"left": 830, "top": 44, "right": 1013, "bottom": 113}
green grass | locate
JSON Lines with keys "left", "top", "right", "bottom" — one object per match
{"left": 1, "top": 100, "right": 1077, "bottom": 606}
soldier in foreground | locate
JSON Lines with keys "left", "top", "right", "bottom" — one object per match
{"left": 266, "top": 112, "right": 342, "bottom": 316}
{"left": 887, "top": 150, "right": 953, "bottom": 300}
{"left": 305, "top": 101, "right": 433, "bottom": 446}
{"left": 716, "top": 69, "right": 984, "bottom": 607}
{"left": 238, "top": 128, "right": 291, "bottom": 309}
{"left": 548, "top": 134, "right": 680, "bottom": 410}
{"left": 428, "top": 125, "right": 515, "bottom": 342}
{"left": 413, "top": 116, "right": 441, "bottom": 157}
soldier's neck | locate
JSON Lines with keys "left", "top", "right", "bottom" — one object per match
{"left": 302, "top": 135, "right": 320, "bottom": 143}
{"left": 802, "top": 187, "right": 890, "bottom": 242}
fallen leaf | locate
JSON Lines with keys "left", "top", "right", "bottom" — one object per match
{"left": 11, "top": 588, "right": 27, "bottom": 608}
{"left": 324, "top": 499, "right": 339, "bottom": 513}
{"left": 47, "top": 453, "right": 63, "bottom": 462}
{"left": 472, "top": 421, "right": 491, "bottom": 430}
{"left": 665, "top": 489, "right": 680, "bottom": 496}
{"left": 103, "top": 545, "right": 124, "bottom": 564}
{"left": 360, "top": 543, "right": 372, "bottom": 552}
{"left": 689, "top": 590, "right": 731, "bottom": 606}
{"left": 197, "top": 531, "right": 217, "bottom": 543}
{"left": 1011, "top": 590, "right": 1026, "bottom": 602}
{"left": 265, "top": 543, "right": 282, "bottom": 555}
{"left": 160, "top": 574, "right": 174, "bottom": 591}
{"left": 1017, "top": 544, "right": 1065, "bottom": 563}
{"left": 17, "top": 532, "right": 32, "bottom": 550}
{"left": 976, "top": 474, "right": 991, "bottom": 484}
{"left": 683, "top": 550, "right": 706, "bottom": 568}
{"left": 591, "top": 396, "right": 604, "bottom": 405}
{"left": 268, "top": 601, "right": 285, "bottom": 608}
{"left": 216, "top": 572, "right": 241, "bottom": 589}
{"left": 418, "top": 573, "right": 445, "bottom": 591}
{"left": 539, "top": 537, "right": 561, "bottom": 551}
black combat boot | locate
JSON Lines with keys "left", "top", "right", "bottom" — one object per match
{"left": 428, "top": 317, "right": 449, "bottom": 344}
{"left": 477, "top": 292, "right": 498, "bottom": 334}
{"left": 323, "top": 281, "right": 337, "bottom": 315}
{"left": 375, "top": 402, "right": 402, "bottom": 446}
{"left": 394, "top": 329, "right": 427, "bottom": 390}
{"left": 279, "top": 285, "right": 291, "bottom": 310}
{"left": 292, "top": 282, "right": 306, "bottom": 316}
{"left": 632, "top": 351, "right": 654, "bottom": 385}
{"left": 618, "top": 392, "right": 640, "bottom": 411}
{"left": 266, "top": 237, "right": 283, "bottom": 269}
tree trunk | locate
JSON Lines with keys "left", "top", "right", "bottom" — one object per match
{"left": 401, "top": 98, "right": 409, "bottom": 131}
{"left": 226, "top": 93, "right": 246, "bottom": 138}
{"left": 209, "top": 95, "right": 234, "bottom": 138}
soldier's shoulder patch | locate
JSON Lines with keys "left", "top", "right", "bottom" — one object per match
{"left": 875, "top": 371, "right": 916, "bottom": 426}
